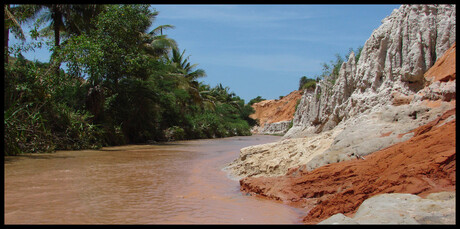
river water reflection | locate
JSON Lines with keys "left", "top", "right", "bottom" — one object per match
{"left": 4, "top": 135, "right": 304, "bottom": 224}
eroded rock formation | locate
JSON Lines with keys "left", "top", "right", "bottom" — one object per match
{"left": 240, "top": 108, "right": 456, "bottom": 224}
{"left": 225, "top": 4, "right": 456, "bottom": 225}
{"left": 286, "top": 4, "right": 456, "bottom": 138}
{"left": 250, "top": 90, "right": 302, "bottom": 135}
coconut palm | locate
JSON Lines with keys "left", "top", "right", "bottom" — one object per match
{"left": 4, "top": 4, "right": 30, "bottom": 63}
{"left": 10, "top": 4, "right": 104, "bottom": 75}
{"left": 63, "top": 4, "right": 106, "bottom": 36}
{"left": 140, "top": 24, "right": 177, "bottom": 59}
{"left": 166, "top": 47, "right": 207, "bottom": 108}
{"left": 36, "top": 4, "right": 106, "bottom": 74}
{"left": 197, "top": 82, "right": 217, "bottom": 111}
{"left": 36, "top": 5, "right": 106, "bottom": 42}
{"left": 212, "top": 83, "right": 236, "bottom": 103}
{"left": 168, "top": 47, "right": 206, "bottom": 80}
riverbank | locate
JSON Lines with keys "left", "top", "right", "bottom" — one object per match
{"left": 240, "top": 109, "right": 456, "bottom": 224}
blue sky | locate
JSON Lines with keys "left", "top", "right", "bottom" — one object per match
{"left": 10, "top": 4, "right": 401, "bottom": 103}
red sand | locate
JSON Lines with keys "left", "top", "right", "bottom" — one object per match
{"left": 424, "top": 42, "right": 456, "bottom": 83}
{"left": 250, "top": 90, "right": 302, "bottom": 127}
{"left": 240, "top": 42, "right": 456, "bottom": 225}
{"left": 240, "top": 108, "right": 456, "bottom": 224}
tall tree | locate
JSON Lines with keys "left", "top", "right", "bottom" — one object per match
{"left": 4, "top": 4, "right": 27, "bottom": 63}
{"left": 140, "top": 24, "right": 177, "bottom": 59}
{"left": 37, "top": 5, "right": 106, "bottom": 41}
{"left": 167, "top": 47, "right": 207, "bottom": 107}
{"left": 168, "top": 47, "right": 206, "bottom": 80}
{"left": 40, "top": 5, "right": 105, "bottom": 74}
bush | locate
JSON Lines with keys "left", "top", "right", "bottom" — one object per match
{"left": 164, "top": 126, "right": 186, "bottom": 141}
{"left": 299, "top": 76, "right": 316, "bottom": 91}
{"left": 4, "top": 103, "right": 54, "bottom": 155}
{"left": 4, "top": 55, "right": 104, "bottom": 155}
{"left": 301, "top": 80, "right": 317, "bottom": 92}
{"left": 248, "top": 96, "right": 266, "bottom": 105}
{"left": 45, "top": 103, "right": 104, "bottom": 150}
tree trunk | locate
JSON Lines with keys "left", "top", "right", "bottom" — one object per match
{"left": 4, "top": 25, "right": 9, "bottom": 64}
{"left": 52, "top": 5, "right": 61, "bottom": 76}
{"left": 4, "top": 4, "right": 10, "bottom": 64}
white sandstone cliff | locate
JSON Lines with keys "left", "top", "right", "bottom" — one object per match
{"left": 226, "top": 4, "right": 456, "bottom": 178}
{"left": 285, "top": 4, "right": 456, "bottom": 139}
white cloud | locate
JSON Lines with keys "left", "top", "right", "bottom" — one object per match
{"left": 200, "top": 52, "right": 322, "bottom": 73}
{"left": 154, "top": 5, "right": 317, "bottom": 28}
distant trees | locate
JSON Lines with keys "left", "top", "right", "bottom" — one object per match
{"left": 297, "top": 46, "right": 363, "bottom": 93}
{"left": 310, "top": 45, "right": 363, "bottom": 86}
{"left": 248, "top": 96, "right": 266, "bottom": 105}
{"left": 299, "top": 76, "right": 317, "bottom": 92}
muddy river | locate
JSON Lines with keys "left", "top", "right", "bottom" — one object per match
{"left": 4, "top": 135, "right": 304, "bottom": 224}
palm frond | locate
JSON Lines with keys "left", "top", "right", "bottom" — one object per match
{"left": 149, "top": 24, "right": 175, "bottom": 36}
{"left": 4, "top": 5, "right": 26, "bottom": 40}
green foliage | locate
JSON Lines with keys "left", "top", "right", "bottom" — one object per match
{"left": 248, "top": 96, "right": 266, "bottom": 105}
{"left": 288, "top": 120, "right": 294, "bottom": 130}
{"left": 4, "top": 102, "right": 54, "bottom": 155}
{"left": 239, "top": 102, "right": 258, "bottom": 127}
{"left": 294, "top": 99, "right": 301, "bottom": 112}
{"left": 315, "top": 92, "right": 322, "bottom": 100}
{"left": 313, "top": 46, "right": 363, "bottom": 86}
{"left": 302, "top": 80, "right": 317, "bottom": 91}
{"left": 4, "top": 4, "right": 255, "bottom": 155}
{"left": 45, "top": 102, "right": 104, "bottom": 150}
{"left": 164, "top": 126, "right": 186, "bottom": 141}
{"left": 61, "top": 5, "right": 156, "bottom": 84}
{"left": 182, "top": 85, "right": 254, "bottom": 139}
{"left": 4, "top": 56, "right": 103, "bottom": 155}
{"left": 186, "top": 105, "right": 251, "bottom": 139}
{"left": 299, "top": 76, "right": 317, "bottom": 91}
{"left": 346, "top": 46, "right": 363, "bottom": 63}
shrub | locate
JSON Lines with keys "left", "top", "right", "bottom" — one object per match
{"left": 299, "top": 76, "right": 317, "bottom": 91}
{"left": 164, "top": 126, "right": 186, "bottom": 141}
{"left": 301, "top": 80, "right": 317, "bottom": 92}
{"left": 4, "top": 103, "right": 55, "bottom": 155}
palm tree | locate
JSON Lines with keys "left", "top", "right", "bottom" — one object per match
{"left": 64, "top": 4, "right": 106, "bottom": 36}
{"left": 36, "top": 5, "right": 106, "bottom": 40}
{"left": 197, "top": 82, "right": 217, "bottom": 111}
{"left": 140, "top": 24, "right": 177, "bottom": 59}
{"left": 9, "top": 4, "right": 105, "bottom": 75}
{"left": 4, "top": 4, "right": 106, "bottom": 71}
{"left": 35, "top": 4, "right": 106, "bottom": 74}
{"left": 166, "top": 47, "right": 207, "bottom": 108}
{"left": 168, "top": 47, "right": 206, "bottom": 80}
{"left": 211, "top": 83, "right": 242, "bottom": 111}
{"left": 4, "top": 4, "right": 28, "bottom": 63}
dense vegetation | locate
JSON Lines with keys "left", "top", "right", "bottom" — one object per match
{"left": 4, "top": 4, "right": 256, "bottom": 155}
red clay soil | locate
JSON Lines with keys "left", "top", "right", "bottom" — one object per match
{"left": 424, "top": 42, "right": 456, "bottom": 83}
{"left": 250, "top": 90, "right": 302, "bottom": 127}
{"left": 240, "top": 108, "right": 456, "bottom": 224}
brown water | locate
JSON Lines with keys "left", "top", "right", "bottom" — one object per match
{"left": 4, "top": 135, "right": 304, "bottom": 224}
